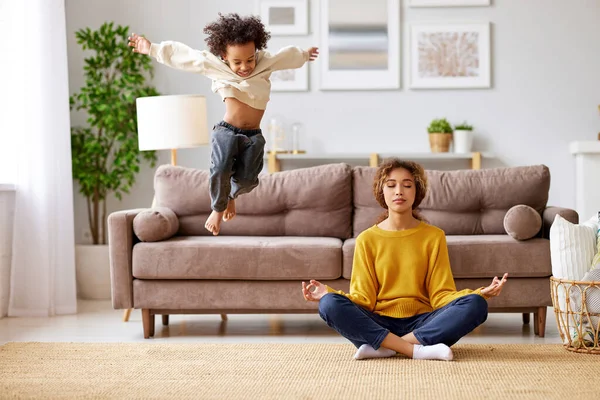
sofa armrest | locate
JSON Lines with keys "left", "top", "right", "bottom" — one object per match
{"left": 108, "top": 208, "right": 146, "bottom": 309}
{"left": 542, "top": 206, "right": 579, "bottom": 238}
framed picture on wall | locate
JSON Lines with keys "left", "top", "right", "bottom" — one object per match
{"left": 408, "top": 0, "right": 490, "bottom": 6}
{"left": 409, "top": 23, "right": 491, "bottom": 89}
{"left": 319, "top": 0, "right": 400, "bottom": 90}
{"left": 259, "top": 0, "right": 308, "bottom": 35}
{"left": 270, "top": 64, "right": 309, "bottom": 91}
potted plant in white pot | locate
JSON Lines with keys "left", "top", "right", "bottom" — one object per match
{"left": 70, "top": 22, "right": 159, "bottom": 299}
{"left": 453, "top": 121, "right": 474, "bottom": 153}
{"left": 427, "top": 118, "right": 453, "bottom": 153}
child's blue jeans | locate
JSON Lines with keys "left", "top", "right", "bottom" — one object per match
{"left": 209, "top": 121, "right": 266, "bottom": 212}
{"left": 318, "top": 293, "right": 488, "bottom": 349}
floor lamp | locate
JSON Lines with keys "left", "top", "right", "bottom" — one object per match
{"left": 121, "top": 94, "right": 223, "bottom": 323}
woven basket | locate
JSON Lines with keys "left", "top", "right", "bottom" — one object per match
{"left": 550, "top": 277, "right": 600, "bottom": 354}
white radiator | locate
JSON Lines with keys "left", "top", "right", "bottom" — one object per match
{"left": 0, "top": 185, "right": 16, "bottom": 318}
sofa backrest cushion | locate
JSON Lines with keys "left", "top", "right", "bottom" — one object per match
{"left": 154, "top": 163, "right": 353, "bottom": 238}
{"left": 353, "top": 164, "right": 550, "bottom": 236}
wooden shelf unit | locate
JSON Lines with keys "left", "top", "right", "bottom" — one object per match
{"left": 266, "top": 151, "right": 484, "bottom": 173}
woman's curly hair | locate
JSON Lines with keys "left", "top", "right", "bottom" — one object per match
{"left": 373, "top": 158, "right": 428, "bottom": 223}
{"left": 203, "top": 13, "right": 271, "bottom": 56}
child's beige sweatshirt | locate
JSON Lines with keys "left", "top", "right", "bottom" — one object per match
{"left": 149, "top": 41, "right": 309, "bottom": 110}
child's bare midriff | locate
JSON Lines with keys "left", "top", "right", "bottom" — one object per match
{"left": 223, "top": 98, "right": 265, "bottom": 130}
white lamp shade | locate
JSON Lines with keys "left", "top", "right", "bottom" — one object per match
{"left": 136, "top": 94, "right": 209, "bottom": 151}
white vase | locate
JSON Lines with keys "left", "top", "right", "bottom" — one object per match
{"left": 453, "top": 130, "right": 474, "bottom": 153}
{"left": 75, "top": 244, "right": 111, "bottom": 300}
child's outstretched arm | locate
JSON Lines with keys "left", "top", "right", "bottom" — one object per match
{"left": 129, "top": 33, "right": 152, "bottom": 55}
{"left": 128, "top": 33, "right": 231, "bottom": 79}
{"left": 262, "top": 46, "right": 319, "bottom": 72}
{"left": 128, "top": 33, "right": 208, "bottom": 73}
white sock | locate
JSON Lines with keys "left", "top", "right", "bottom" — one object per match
{"left": 353, "top": 344, "right": 397, "bottom": 360}
{"left": 412, "top": 343, "right": 453, "bottom": 361}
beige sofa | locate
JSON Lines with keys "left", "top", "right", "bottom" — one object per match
{"left": 108, "top": 163, "right": 577, "bottom": 339}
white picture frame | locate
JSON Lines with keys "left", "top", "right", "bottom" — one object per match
{"left": 409, "top": 23, "right": 491, "bottom": 89}
{"left": 319, "top": 0, "right": 400, "bottom": 90}
{"left": 409, "top": 0, "right": 490, "bottom": 7}
{"left": 270, "top": 64, "right": 309, "bottom": 91}
{"left": 259, "top": 0, "right": 308, "bottom": 35}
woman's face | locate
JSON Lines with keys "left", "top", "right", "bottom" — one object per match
{"left": 382, "top": 167, "right": 416, "bottom": 215}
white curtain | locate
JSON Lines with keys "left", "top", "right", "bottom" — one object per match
{"left": 1, "top": 0, "right": 77, "bottom": 317}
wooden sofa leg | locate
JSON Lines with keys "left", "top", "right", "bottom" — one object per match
{"left": 142, "top": 309, "right": 152, "bottom": 339}
{"left": 522, "top": 313, "right": 530, "bottom": 324}
{"left": 142, "top": 309, "right": 156, "bottom": 339}
{"left": 162, "top": 315, "right": 169, "bottom": 326}
{"left": 269, "top": 315, "right": 283, "bottom": 334}
{"left": 149, "top": 314, "right": 155, "bottom": 337}
{"left": 220, "top": 314, "right": 228, "bottom": 321}
{"left": 122, "top": 309, "right": 132, "bottom": 322}
{"left": 534, "top": 307, "right": 547, "bottom": 337}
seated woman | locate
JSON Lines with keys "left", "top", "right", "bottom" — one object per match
{"left": 301, "top": 158, "right": 508, "bottom": 361}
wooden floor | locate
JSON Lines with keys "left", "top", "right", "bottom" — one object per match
{"left": 0, "top": 300, "right": 562, "bottom": 345}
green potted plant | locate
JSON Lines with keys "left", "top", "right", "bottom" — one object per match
{"left": 70, "top": 22, "right": 159, "bottom": 299}
{"left": 427, "top": 118, "right": 453, "bottom": 153}
{"left": 453, "top": 121, "right": 474, "bottom": 153}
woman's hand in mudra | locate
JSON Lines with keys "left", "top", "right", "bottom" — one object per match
{"left": 481, "top": 273, "right": 508, "bottom": 297}
{"left": 302, "top": 280, "right": 327, "bottom": 301}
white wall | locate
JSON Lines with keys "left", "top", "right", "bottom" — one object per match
{"left": 66, "top": 0, "right": 600, "bottom": 243}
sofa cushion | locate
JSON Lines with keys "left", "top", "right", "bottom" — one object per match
{"left": 132, "top": 277, "right": 551, "bottom": 310}
{"left": 504, "top": 205, "right": 542, "bottom": 241}
{"left": 455, "top": 277, "right": 552, "bottom": 308}
{"left": 353, "top": 165, "right": 550, "bottom": 237}
{"left": 133, "top": 207, "right": 179, "bottom": 242}
{"left": 154, "top": 163, "right": 353, "bottom": 238}
{"left": 133, "top": 279, "right": 350, "bottom": 311}
{"left": 342, "top": 239, "right": 356, "bottom": 279}
{"left": 132, "top": 236, "right": 343, "bottom": 280}
{"left": 342, "top": 235, "right": 551, "bottom": 279}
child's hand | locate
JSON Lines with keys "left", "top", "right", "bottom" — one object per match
{"left": 128, "top": 33, "right": 151, "bottom": 55}
{"left": 307, "top": 47, "right": 319, "bottom": 61}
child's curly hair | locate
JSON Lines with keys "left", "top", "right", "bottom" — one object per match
{"left": 203, "top": 13, "right": 271, "bottom": 56}
{"left": 373, "top": 158, "right": 428, "bottom": 223}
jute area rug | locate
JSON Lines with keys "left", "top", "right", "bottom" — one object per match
{"left": 0, "top": 342, "right": 597, "bottom": 399}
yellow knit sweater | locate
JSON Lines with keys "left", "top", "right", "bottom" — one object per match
{"left": 327, "top": 222, "right": 487, "bottom": 318}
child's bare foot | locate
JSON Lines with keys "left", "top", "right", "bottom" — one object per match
{"left": 223, "top": 199, "right": 236, "bottom": 221}
{"left": 205, "top": 210, "right": 224, "bottom": 235}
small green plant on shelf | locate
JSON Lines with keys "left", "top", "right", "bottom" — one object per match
{"left": 454, "top": 121, "right": 473, "bottom": 131}
{"left": 427, "top": 118, "right": 453, "bottom": 134}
